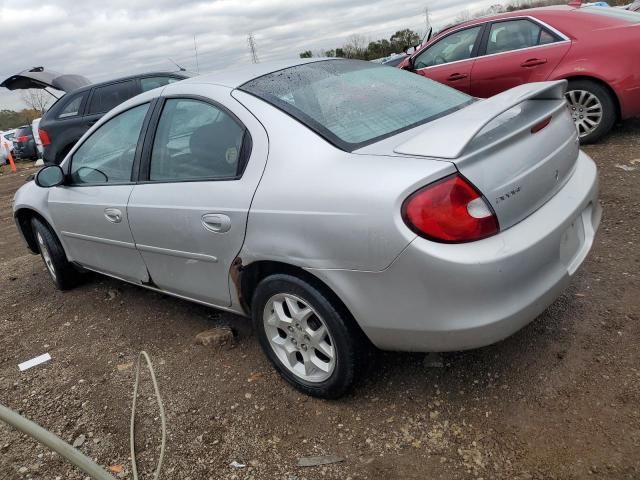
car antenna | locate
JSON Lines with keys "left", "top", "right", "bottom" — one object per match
{"left": 168, "top": 58, "right": 186, "bottom": 72}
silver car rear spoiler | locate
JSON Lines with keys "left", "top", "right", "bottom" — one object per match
{"left": 394, "top": 80, "right": 568, "bottom": 159}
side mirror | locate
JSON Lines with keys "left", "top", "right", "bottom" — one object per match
{"left": 402, "top": 56, "right": 415, "bottom": 71}
{"left": 35, "top": 165, "right": 65, "bottom": 188}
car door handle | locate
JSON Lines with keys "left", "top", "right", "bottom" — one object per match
{"left": 447, "top": 73, "right": 468, "bottom": 81}
{"left": 521, "top": 58, "right": 547, "bottom": 68}
{"left": 202, "top": 213, "right": 231, "bottom": 233}
{"left": 104, "top": 208, "right": 123, "bottom": 223}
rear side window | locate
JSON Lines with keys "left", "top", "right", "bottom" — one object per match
{"left": 88, "top": 80, "right": 137, "bottom": 115}
{"left": 140, "top": 76, "right": 181, "bottom": 92}
{"left": 149, "top": 99, "right": 246, "bottom": 182}
{"left": 58, "top": 94, "right": 85, "bottom": 119}
{"left": 241, "top": 60, "right": 472, "bottom": 151}
{"left": 486, "top": 19, "right": 558, "bottom": 55}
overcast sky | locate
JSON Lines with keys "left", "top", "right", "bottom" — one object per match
{"left": 0, "top": 0, "right": 504, "bottom": 110}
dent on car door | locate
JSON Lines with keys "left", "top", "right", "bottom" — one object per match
{"left": 412, "top": 25, "right": 483, "bottom": 94}
{"left": 46, "top": 103, "right": 152, "bottom": 282}
{"left": 469, "top": 18, "right": 571, "bottom": 98}
{"left": 127, "top": 91, "right": 268, "bottom": 307}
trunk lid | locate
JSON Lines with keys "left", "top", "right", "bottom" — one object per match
{"left": 1, "top": 67, "right": 91, "bottom": 93}
{"left": 393, "top": 81, "right": 579, "bottom": 230}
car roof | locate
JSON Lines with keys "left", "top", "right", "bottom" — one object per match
{"left": 432, "top": 5, "right": 575, "bottom": 39}
{"left": 181, "top": 57, "right": 341, "bottom": 89}
{"left": 66, "top": 70, "right": 193, "bottom": 96}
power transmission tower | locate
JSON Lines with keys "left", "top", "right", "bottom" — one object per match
{"left": 248, "top": 33, "right": 260, "bottom": 64}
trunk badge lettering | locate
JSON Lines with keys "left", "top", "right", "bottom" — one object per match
{"left": 496, "top": 186, "right": 521, "bottom": 205}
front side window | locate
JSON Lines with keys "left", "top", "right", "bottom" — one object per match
{"left": 58, "top": 94, "right": 85, "bottom": 119}
{"left": 141, "top": 76, "right": 181, "bottom": 92}
{"left": 70, "top": 103, "right": 148, "bottom": 185}
{"left": 414, "top": 26, "right": 482, "bottom": 69}
{"left": 88, "top": 80, "right": 137, "bottom": 115}
{"left": 149, "top": 99, "right": 246, "bottom": 182}
{"left": 486, "top": 19, "right": 558, "bottom": 55}
{"left": 241, "top": 60, "right": 472, "bottom": 150}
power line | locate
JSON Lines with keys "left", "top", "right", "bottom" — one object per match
{"left": 247, "top": 33, "right": 260, "bottom": 64}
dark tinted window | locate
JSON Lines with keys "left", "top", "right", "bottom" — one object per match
{"left": 140, "top": 76, "right": 181, "bottom": 92}
{"left": 88, "top": 80, "right": 137, "bottom": 115}
{"left": 149, "top": 99, "right": 246, "bottom": 181}
{"left": 241, "top": 60, "right": 471, "bottom": 150}
{"left": 70, "top": 104, "right": 148, "bottom": 184}
{"left": 486, "top": 19, "right": 558, "bottom": 55}
{"left": 16, "top": 126, "right": 32, "bottom": 137}
{"left": 58, "top": 94, "right": 85, "bottom": 118}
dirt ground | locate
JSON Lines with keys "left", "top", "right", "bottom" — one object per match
{"left": 1, "top": 122, "right": 639, "bottom": 480}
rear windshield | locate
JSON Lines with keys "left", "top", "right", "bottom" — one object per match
{"left": 580, "top": 6, "right": 640, "bottom": 23}
{"left": 240, "top": 60, "right": 472, "bottom": 151}
{"left": 16, "top": 127, "right": 32, "bottom": 136}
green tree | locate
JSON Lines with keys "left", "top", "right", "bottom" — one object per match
{"left": 390, "top": 29, "right": 421, "bottom": 52}
{"left": 299, "top": 50, "right": 313, "bottom": 58}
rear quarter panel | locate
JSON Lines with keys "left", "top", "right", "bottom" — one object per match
{"left": 232, "top": 91, "right": 456, "bottom": 272}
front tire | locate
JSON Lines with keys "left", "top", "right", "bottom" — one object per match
{"left": 252, "top": 274, "right": 367, "bottom": 399}
{"left": 31, "top": 217, "right": 79, "bottom": 290}
{"left": 566, "top": 79, "right": 616, "bottom": 144}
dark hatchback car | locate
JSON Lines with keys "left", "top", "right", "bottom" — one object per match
{"left": 12, "top": 125, "right": 38, "bottom": 160}
{"left": 1, "top": 68, "right": 191, "bottom": 164}
{"left": 39, "top": 72, "right": 191, "bottom": 164}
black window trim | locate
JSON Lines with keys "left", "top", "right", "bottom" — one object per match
{"left": 64, "top": 101, "right": 155, "bottom": 187}
{"left": 136, "top": 94, "right": 253, "bottom": 185}
{"left": 413, "top": 23, "right": 488, "bottom": 70}
{"left": 477, "top": 17, "right": 566, "bottom": 57}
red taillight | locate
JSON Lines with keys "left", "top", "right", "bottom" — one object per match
{"left": 39, "top": 128, "right": 51, "bottom": 146}
{"left": 402, "top": 174, "right": 499, "bottom": 243}
{"left": 17, "top": 135, "right": 28, "bottom": 143}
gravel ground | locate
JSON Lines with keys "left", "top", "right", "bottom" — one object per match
{"left": 1, "top": 121, "right": 639, "bottom": 480}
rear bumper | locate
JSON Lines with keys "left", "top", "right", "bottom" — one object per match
{"left": 310, "top": 151, "right": 601, "bottom": 352}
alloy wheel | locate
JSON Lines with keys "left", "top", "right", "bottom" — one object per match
{"left": 566, "top": 89, "right": 603, "bottom": 139}
{"left": 37, "top": 232, "right": 57, "bottom": 280}
{"left": 263, "top": 293, "right": 336, "bottom": 383}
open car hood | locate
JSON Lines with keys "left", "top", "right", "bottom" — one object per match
{"left": 0, "top": 67, "right": 91, "bottom": 93}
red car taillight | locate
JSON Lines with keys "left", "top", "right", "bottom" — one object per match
{"left": 17, "top": 135, "right": 28, "bottom": 143}
{"left": 39, "top": 129, "right": 51, "bottom": 146}
{"left": 402, "top": 174, "right": 499, "bottom": 243}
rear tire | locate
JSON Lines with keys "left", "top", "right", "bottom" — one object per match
{"left": 252, "top": 274, "right": 369, "bottom": 399}
{"left": 566, "top": 79, "right": 616, "bottom": 144}
{"left": 31, "top": 217, "right": 79, "bottom": 290}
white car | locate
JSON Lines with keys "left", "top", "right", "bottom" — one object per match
{"left": 0, "top": 129, "right": 16, "bottom": 164}
{"left": 31, "top": 118, "right": 44, "bottom": 159}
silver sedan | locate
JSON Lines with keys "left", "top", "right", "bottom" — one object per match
{"left": 13, "top": 59, "right": 601, "bottom": 398}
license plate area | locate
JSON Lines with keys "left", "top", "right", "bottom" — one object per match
{"left": 560, "top": 203, "right": 596, "bottom": 276}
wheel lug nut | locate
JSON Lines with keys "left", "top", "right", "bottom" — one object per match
{"left": 301, "top": 344, "right": 307, "bottom": 351}
{"left": 291, "top": 338, "right": 297, "bottom": 345}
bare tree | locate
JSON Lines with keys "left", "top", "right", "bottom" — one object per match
{"left": 19, "top": 89, "right": 51, "bottom": 116}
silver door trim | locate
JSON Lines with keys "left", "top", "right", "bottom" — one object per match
{"left": 136, "top": 243, "right": 219, "bottom": 263}
{"left": 61, "top": 231, "right": 137, "bottom": 249}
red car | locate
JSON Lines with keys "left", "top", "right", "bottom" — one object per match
{"left": 399, "top": 4, "right": 640, "bottom": 143}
